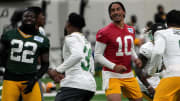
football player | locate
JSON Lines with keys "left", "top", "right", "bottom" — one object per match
{"left": 135, "top": 23, "right": 167, "bottom": 101}
{"left": 48, "top": 13, "right": 96, "bottom": 101}
{"left": 28, "top": 6, "right": 46, "bottom": 36}
{"left": 95, "top": 1, "right": 143, "bottom": 101}
{"left": 148, "top": 9, "right": 180, "bottom": 101}
{"left": 0, "top": 7, "right": 50, "bottom": 101}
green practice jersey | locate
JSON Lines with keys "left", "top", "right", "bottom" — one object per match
{"left": 1, "top": 28, "right": 50, "bottom": 74}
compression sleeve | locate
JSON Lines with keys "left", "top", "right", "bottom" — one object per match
{"left": 94, "top": 41, "right": 115, "bottom": 70}
{"left": 131, "top": 48, "right": 138, "bottom": 60}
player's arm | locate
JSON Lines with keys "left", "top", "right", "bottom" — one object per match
{"left": 0, "top": 41, "right": 5, "bottom": 75}
{"left": 38, "top": 51, "right": 49, "bottom": 79}
{"left": 94, "top": 41, "right": 115, "bottom": 69}
{"left": 23, "top": 49, "right": 50, "bottom": 94}
{"left": 135, "top": 53, "right": 150, "bottom": 87}
{"left": 148, "top": 33, "right": 165, "bottom": 75}
{"left": 49, "top": 36, "right": 84, "bottom": 82}
{"left": 131, "top": 48, "right": 142, "bottom": 68}
{"left": 94, "top": 41, "right": 127, "bottom": 73}
{"left": 0, "top": 40, "right": 6, "bottom": 67}
{"left": 55, "top": 36, "right": 84, "bottom": 73}
{"left": 135, "top": 53, "right": 155, "bottom": 96}
{"left": 0, "top": 35, "right": 9, "bottom": 74}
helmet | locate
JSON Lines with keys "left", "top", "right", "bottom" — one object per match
{"left": 139, "top": 43, "right": 152, "bottom": 58}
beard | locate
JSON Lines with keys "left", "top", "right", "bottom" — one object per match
{"left": 20, "top": 23, "right": 37, "bottom": 35}
{"left": 23, "top": 23, "right": 36, "bottom": 30}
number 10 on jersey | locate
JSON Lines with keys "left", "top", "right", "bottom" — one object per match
{"left": 116, "top": 36, "right": 134, "bottom": 56}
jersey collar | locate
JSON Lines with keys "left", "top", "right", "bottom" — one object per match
{"left": 17, "top": 28, "right": 33, "bottom": 38}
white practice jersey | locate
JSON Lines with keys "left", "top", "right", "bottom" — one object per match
{"left": 152, "top": 28, "right": 180, "bottom": 78}
{"left": 138, "top": 42, "right": 161, "bottom": 91}
{"left": 56, "top": 32, "right": 96, "bottom": 92}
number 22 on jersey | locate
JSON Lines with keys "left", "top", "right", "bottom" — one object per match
{"left": 116, "top": 35, "right": 134, "bottom": 56}
{"left": 10, "top": 39, "right": 37, "bottom": 64}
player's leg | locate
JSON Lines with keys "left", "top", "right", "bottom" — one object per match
{"left": 1, "top": 80, "right": 21, "bottom": 101}
{"left": 153, "top": 77, "right": 180, "bottom": 101}
{"left": 22, "top": 81, "right": 42, "bottom": 101}
{"left": 171, "top": 91, "right": 180, "bottom": 101}
{"left": 81, "top": 90, "right": 95, "bottom": 101}
{"left": 18, "top": 81, "right": 43, "bottom": 101}
{"left": 105, "top": 78, "right": 122, "bottom": 101}
{"left": 142, "top": 92, "right": 153, "bottom": 101}
{"left": 107, "top": 94, "right": 122, "bottom": 101}
{"left": 18, "top": 95, "right": 23, "bottom": 101}
{"left": 176, "top": 91, "right": 180, "bottom": 101}
{"left": 121, "top": 77, "right": 142, "bottom": 101}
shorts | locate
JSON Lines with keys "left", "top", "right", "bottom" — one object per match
{"left": 55, "top": 87, "right": 95, "bottom": 101}
{"left": 154, "top": 77, "right": 180, "bottom": 101}
{"left": 105, "top": 77, "right": 142, "bottom": 99}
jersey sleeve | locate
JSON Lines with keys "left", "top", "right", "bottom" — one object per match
{"left": 40, "top": 37, "right": 50, "bottom": 53}
{"left": 96, "top": 29, "right": 109, "bottom": 44}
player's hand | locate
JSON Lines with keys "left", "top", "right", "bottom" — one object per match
{"left": 147, "top": 86, "right": 155, "bottom": 98}
{"left": 48, "top": 69, "right": 65, "bottom": 83}
{"left": 113, "top": 65, "right": 127, "bottom": 73}
{"left": 134, "top": 58, "right": 142, "bottom": 68}
{"left": 22, "top": 79, "right": 36, "bottom": 94}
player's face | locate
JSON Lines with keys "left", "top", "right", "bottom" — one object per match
{"left": 65, "top": 22, "right": 71, "bottom": 35}
{"left": 110, "top": 4, "right": 125, "bottom": 22}
{"left": 22, "top": 11, "right": 36, "bottom": 26}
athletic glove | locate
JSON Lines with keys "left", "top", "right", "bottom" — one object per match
{"left": 146, "top": 85, "right": 155, "bottom": 99}
{"left": 22, "top": 76, "right": 38, "bottom": 94}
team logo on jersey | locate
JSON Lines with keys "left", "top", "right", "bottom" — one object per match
{"left": 34, "top": 36, "right": 44, "bottom": 43}
{"left": 128, "top": 28, "right": 134, "bottom": 33}
{"left": 97, "top": 34, "right": 102, "bottom": 38}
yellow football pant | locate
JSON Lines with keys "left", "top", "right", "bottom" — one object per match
{"left": 1, "top": 80, "right": 42, "bottom": 101}
{"left": 105, "top": 77, "right": 142, "bottom": 99}
{"left": 154, "top": 77, "right": 180, "bottom": 101}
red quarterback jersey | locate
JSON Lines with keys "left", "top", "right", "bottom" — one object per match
{"left": 96, "top": 23, "right": 135, "bottom": 73}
